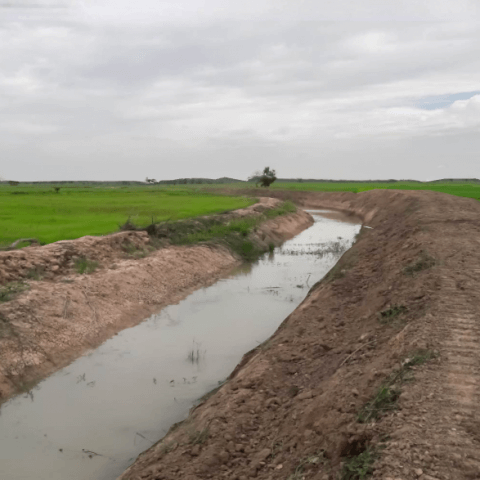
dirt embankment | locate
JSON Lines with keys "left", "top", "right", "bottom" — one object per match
{"left": 0, "top": 198, "right": 313, "bottom": 402}
{"left": 119, "top": 189, "right": 480, "bottom": 480}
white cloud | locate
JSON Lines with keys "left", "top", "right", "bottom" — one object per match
{"left": 1, "top": 1, "right": 480, "bottom": 180}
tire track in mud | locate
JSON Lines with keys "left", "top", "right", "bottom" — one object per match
{"left": 432, "top": 273, "right": 480, "bottom": 478}
{"left": 375, "top": 271, "right": 480, "bottom": 480}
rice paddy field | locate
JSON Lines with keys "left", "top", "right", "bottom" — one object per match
{"left": 207, "top": 180, "right": 480, "bottom": 200}
{"left": 2, "top": 180, "right": 480, "bottom": 248}
{"left": 269, "top": 181, "right": 480, "bottom": 199}
{"left": 0, "top": 185, "right": 255, "bottom": 247}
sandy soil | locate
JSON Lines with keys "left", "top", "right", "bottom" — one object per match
{"left": 118, "top": 189, "right": 480, "bottom": 480}
{"left": 0, "top": 198, "right": 313, "bottom": 402}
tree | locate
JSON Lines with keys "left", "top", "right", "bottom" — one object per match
{"left": 145, "top": 177, "right": 156, "bottom": 184}
{"left": 249, "top": 167, "right": 277, "bottom": 187}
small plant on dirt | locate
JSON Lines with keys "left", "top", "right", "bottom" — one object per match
{"left": 0, "top": 281, "right": 29, "bottom": 302}
{"left": 288, "top": 451, "right": 329, "bottom": 480}
{"left": 159, "top": 440, "right": 176, "bottom": 455}
{"left": 268, "top": 242, "right": 275, "bottom": 252}
{"left": 264, "top": 200, "right": 296, "bottom": 218}
{"left": 188, "top": 427, "right": 209, "bottom": 445}
{"left": 404, "top": 251, "right": 436, "bottom": 276}
{"left": 358, "top": 348, "right": 437, "bottom": 424}
{"left": 378, "top": 304, "right": 408, "bottom": 325}
{"left": 270, "top": 438, "right": 284, "bottom": 459}
{"left": 122, "top": 240, "right": 153, "bottom": 258}
{"left": 357, "top": 385, "right": 400, "bottom": 423}
{"left": 26, "top": 265, "right": 45, "bottom": 281}
{"left": 119, "top": 217, "right": 137, "bottom": 231}
{"left": 0, "top": 313, "right": 14, "bottom": 337}
{"left": 379, "top": 304, "right": 407, "bottom": 318}
{"left": 340, "top": 447, "right": 377, "bottom": 480}
{"left": 403, "top": 349, "right": 437, "bottom": 367}
{"left": 74, "top": 257, "right": 98, "bottom": 275}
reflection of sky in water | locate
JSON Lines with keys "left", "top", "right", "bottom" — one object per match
{"left": 0, "top": 211, "right": 360, "bottom": 480}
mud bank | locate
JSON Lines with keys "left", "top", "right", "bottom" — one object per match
{"left": 0, "top": 198, "right": 313, "bottom": 402}
{"left": 120, "top": 189, "right": 480, "bottom": 480}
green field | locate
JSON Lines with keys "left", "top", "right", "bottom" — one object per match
{"left": 3, "top": 180, "right": 480, "bottom": 248}
{"left": 271, "top": 181, "right": 480, "bottom": 200}
{"left": 204, "top": 181, "right": 480, "bottom": 201}
{"left": 0, "top": 185, "right": 255, "bottom": 247}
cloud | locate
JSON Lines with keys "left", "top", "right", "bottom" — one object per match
{"left": 1, "top": 1, "right": 480, "bottom": 181}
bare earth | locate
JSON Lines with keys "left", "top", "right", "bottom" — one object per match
{"left": 0, "top": 198, "right": 313, "bottom": 402}
{"left": 118, "top": 189, "right": 480, "bottom": 480}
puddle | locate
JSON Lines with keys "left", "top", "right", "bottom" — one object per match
{"left": 0, "top": 211, "right": 360, "bottom": 480}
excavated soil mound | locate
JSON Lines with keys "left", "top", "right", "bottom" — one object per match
{"left": 0, "top": 198, "right": 313, "bottom": 402}
{"left": 119, "top": 189, "right": 480, "bottom": 480}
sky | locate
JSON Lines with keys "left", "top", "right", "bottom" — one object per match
{"left": 1, "top": 0, "right": 480, "bottom": 181}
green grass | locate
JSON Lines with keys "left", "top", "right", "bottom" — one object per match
{"left": 0, "top": 282, "right": 29, "bottom": 302}
{"left": 378, "top": 304, "right": 408, "bottom": 324}
{"left": 358, "top": 349, "right": 437, "bottom": 424}
{"left": 171, "top": 201, "right": 296, "bottom": 261}
{"left": 74, "top": 257, "right": 99, "bottom": 275}
{"left": 0, "top": 185, "right": 254, "bottom": 247}
{"left": 404, "top": 251, "right": 436, "bottom": 276}
{"left": 340, "top": 448, "right": 377, "bottom": 480}
{"left": 203, "top": 180, "right": 480, "bottom": 201}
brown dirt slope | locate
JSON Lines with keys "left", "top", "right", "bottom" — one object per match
{"left": 119, "top": 189, "right": 480, "bottom": 480}
{"left": 0, "top": 198, "right": 313, "bottom": 402}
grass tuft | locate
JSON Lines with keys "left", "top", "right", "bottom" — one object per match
{"left": 74, "top": 257, "right": 99, "bottom": 275}
{"left": 378, "top": 304, "right": 408, "bottom": 325}
{"left": 188, "top": 427, "right": 209, "bottom": 445}
{"left": 404, "top": 251, "right": 435, "bottom": 276}
{"left": 358, "top": 349, "right": 437, "bottom": 423}
{"left": 26, "top": 265, "right": 45, "bottom": 281}
{"left": 340, "top": 447, "right": 377, "bottom": 480}
{"left": 169, "top": 201, "right": 296, "bottom": 262}
{"left": 0, "top": 282, "right": 29, "bottom": 302}
{"left": 357, "top": 385, "right": 400, "bottom": 423}
{"left": 287, "top": 451, "right": 329, "bottom": 480}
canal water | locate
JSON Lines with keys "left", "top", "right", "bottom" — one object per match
{"left": 0, "top": 211, "right": 360, "bottom": 480}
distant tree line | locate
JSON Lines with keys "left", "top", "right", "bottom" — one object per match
{"left": 156, "top": 177, "right": 244, "bottom": 185}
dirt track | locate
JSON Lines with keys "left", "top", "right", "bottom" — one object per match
{"left": 119, "top": 189, "right": 480, "bottom": 480}
{"left": 0, "top": 198, "right": 313, "bottom": 402}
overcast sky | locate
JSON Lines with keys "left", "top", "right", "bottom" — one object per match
{"left": 1, "top": 0, "right": 480, "bottom": 181}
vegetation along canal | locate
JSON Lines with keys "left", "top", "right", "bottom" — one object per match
{"left": 0, "top": 210, "right": 360, "bottom": 480}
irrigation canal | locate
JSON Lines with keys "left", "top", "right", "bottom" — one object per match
{"left": 0, "top": 210, "right": 361, "bottom": 480}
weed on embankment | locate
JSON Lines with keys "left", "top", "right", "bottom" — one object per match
{"left": 74, "top": 257, "right": 98, "bottom": 275}
{"left": 340, "top": 447, "right": 377, "bottom": 480}
{"left": 288, "top": 451, "right": 329, "bottom": 480}
{"left": 378, "top": 304, "right": 408, "bottom": 327}
{"left": 188, "top": 427, "right": 210, "bottom": 445}
{"left": 404, "top": 251, "right": 436, "bottom": 276}
{"left": 357, "top": 349, "right": 437, "bottom": 423}
{"left": 155, "top": 200, "right": 297, "bottom": 262}
{"left": 0, "top": 282, "right": 29, "bottom": 302}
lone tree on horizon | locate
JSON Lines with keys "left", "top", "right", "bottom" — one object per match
{"left": 249, "top": 167, "right": 277, "bottom": 187}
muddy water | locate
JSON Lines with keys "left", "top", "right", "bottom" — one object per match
{"left": 0, "top": 211, "right": 360, "bottom": 480}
